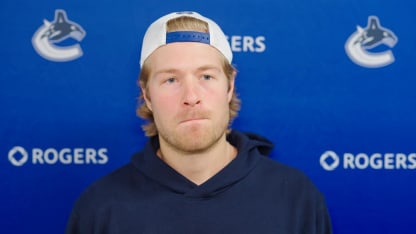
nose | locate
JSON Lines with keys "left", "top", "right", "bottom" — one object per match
{"left": 182, "top": 79, "right": 201, "bottom": 107}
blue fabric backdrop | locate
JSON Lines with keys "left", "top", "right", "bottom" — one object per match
{"left": 1, "top": 0, "right": 415, "bottom": 233}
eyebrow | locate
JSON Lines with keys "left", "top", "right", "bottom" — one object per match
{"left": 153, "top": 68, "right": 178, "bottom": 77}
{"left": 196, "top": 65, "right": 221, "bottom": 73}
{"left": 153, "top": 65, "right": 221, "bottom": 77}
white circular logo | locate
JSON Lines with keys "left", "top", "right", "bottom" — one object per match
{"left": 345, "top": 16, "right": 398, "bottom": 68}
{"left": 320, "top": 150, "right": 340, "bottom": 171}
{"left": 8, "top": 146, "right": 29, "bottom": 166}
{"left": 32, "top": 9, "right": 86, "bottom": 62}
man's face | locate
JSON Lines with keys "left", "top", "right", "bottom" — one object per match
{"left": 143, "top": 42, "right": 234, "bottom": 153}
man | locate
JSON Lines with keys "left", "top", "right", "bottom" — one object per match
{"left": 66, "top": 11, "right": 332, "bottom": 233}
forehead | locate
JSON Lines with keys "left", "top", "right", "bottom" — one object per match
{"left": 146, "top": 42, "right": 224, "bottom": 72}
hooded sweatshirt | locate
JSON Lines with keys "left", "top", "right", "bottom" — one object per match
{"left": 66, "top": 130, "right": 332, "bottom": 234}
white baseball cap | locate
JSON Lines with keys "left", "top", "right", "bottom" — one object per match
{"left": 139, "top": 11, "right": 233, "bottom": 67}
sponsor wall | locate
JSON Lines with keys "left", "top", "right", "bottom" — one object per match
{"left": 1, "top": 0, "right": 415, "bottom": 233}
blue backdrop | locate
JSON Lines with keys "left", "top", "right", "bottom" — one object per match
{"left": 1, "top": 0, "right": 415, "bottom": 233}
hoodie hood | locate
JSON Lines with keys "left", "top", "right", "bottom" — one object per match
{"left": 131, "top": 130, "right": 274, "bottom": 198}
{"left": 227, "top": 131, "right": 274, "bottom": 156}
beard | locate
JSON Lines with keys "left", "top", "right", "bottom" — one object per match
{"left": 156, "top": 110, "right": 229, "bottom": 154}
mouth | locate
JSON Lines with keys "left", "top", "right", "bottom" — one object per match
{"left": 180, "top": 118, "right": 206, "bottom": 123}
{"left": 179, "top": 117, "right": 208, "bottom": 124}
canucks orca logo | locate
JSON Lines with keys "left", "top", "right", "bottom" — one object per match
{"left": 345, "top": 16, "right": 398, "bottom": 68}
{"left": 32, "top": 9, "right": 86, "bottom": 62}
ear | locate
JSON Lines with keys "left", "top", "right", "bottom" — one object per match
{"left": 227, "top": 71, "right": 236, "bottom": 102}
{"left": 140, "top": 83, "right": 152, "bottom": 111}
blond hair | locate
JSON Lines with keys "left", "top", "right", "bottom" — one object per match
{"left": 137, "top": 16, "right": 241, "bottom": 137}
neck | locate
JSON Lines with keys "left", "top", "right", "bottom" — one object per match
{"left": 157, "top": 133, "right": 237, "bottom": 185}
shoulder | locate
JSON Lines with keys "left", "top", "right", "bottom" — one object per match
{"left": 254, "top": 157, "right": 330, "bottom": 219}
{"left": 256, "top": 156, "right": 310, "bottom": 180}
{"left": 71, "top": 163, "right": 138, "bottom": 212}
{"left": 66, "top": 163, "right": 141, "bottom": 233}
{"left": 255, "top": 156, "right": 325, "bottom": 199}
{"left": 254, "top": 157, "right": 333, "bottom": 233}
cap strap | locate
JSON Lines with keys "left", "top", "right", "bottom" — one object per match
{"left": 166, "top": 31, "right": 210, "bottom": 44}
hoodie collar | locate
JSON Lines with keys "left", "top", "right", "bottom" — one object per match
{"left": 131, "top": 130, "right": 274, "bottom": 198}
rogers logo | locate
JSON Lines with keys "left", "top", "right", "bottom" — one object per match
{"left": 227, "top": 35, "right": 266, "bottom": 53}
{"left": 7, "top": 146, "right": 108, "bottom": 166}
{"left": 320, "top": 151, "right": 340, "bottom": 171}
{"left": 320, "top": 150, "right": 416, "bottom": 171}
{"left": 8, "top": 146, "right": 29, "bottom": 166}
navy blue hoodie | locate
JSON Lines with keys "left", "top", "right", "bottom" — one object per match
{"left": 66, "top": 130, "right": 332, "bottom": 233}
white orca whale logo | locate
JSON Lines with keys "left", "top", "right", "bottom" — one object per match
{"left": 345, "top": 16, "right": 398, "bottom": 68}
{"left": 32, "top": 9, "right": 86, "bottom": 62}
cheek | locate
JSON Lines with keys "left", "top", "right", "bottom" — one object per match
{"left": 151, "top": 95, "right": 171, "bottom": 108}
{"left": 148, "top": 91, "right": 178, "bottom": 115}
{"left": 209, "top": 90, "right": 232, "bottom": 113}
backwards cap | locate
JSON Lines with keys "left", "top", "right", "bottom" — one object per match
{"left": 140, "top": 11, "right": 233, "bottom": 67}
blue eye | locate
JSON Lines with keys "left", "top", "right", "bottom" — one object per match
{"left": 202, "top": 75, "right": 212, "bottom": 80}
{"left": 165, "top": 77, "right": 176, "bottom": 84}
